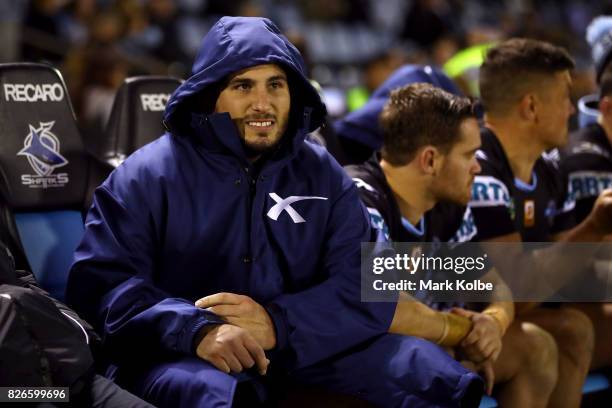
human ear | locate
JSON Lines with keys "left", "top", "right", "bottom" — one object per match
{"left": 518, "top": 93, "right": 537, "bottom": 122}
{"left": 419, "top": 146, "right": 439, "bottom": 176}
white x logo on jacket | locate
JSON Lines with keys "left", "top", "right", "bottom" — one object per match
{"left": 267, "top": 193, "right": 328, "bottom": 223}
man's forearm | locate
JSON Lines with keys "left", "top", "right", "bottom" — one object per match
{"left": 530, "top": 218, "right": 605, "bottom": 293}
{"left": 558, "top": 216, "right": 607, "bottom": 242}
{"left": 482, "top": 302, "right": 513, "bottom": 335}
{"left": 480, "top": 269, "right": 514, "bottom": 334}
{"left": 389, "top": 294, "right": 472, "bottom": 346}
{"left": 482, "top": 235, "right": 601, "bottom": 301}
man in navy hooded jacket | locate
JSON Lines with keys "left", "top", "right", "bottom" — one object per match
{"left": 67, "top": 16, "right": 482, "bottom": 407}
{"left": 334, "top": 64, "right": 462, "bottom": 165}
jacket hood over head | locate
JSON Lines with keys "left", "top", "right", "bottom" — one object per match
{"left": 163, "top": 16, "right": 326, "bottom": 147}
{"left": 334, "top": 64, "right": 461, "bottom": 150}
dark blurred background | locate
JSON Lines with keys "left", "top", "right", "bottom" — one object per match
{"left": 4, "top": 0, "right": 611, "bottom": 129}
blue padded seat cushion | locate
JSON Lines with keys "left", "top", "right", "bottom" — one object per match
{"left": 15, "top": 210, "right": 84, "bottom": 300}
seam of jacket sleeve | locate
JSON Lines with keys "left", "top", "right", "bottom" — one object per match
{"left": 61, "top": 311, "right": 89, "bottom": 344}
{"left": 178, "top": 312, "right": 226, "bottom": 354}
{"left": 264, "top": 302, "right": 289, "bottom": 352}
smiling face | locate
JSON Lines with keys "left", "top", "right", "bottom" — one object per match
{"left": 214, "top": 64, "right": 291, "bottom": 156}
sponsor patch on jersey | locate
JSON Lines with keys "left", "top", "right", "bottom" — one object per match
{"left": 568, "top": 171, "right": 612, "bottom": 200}
{"left": 366, "top": 207, "right": 390, "bottom": 241}
{"left": 524, "top": 200, "right": 535, "bottom": 227}
{"left": 544, "top": 199, "right": 558, "bottom": 226}
{"left": 353, "top": 177, "right": 376, "bottom": 192}
{"left": 470, "top": 176, "right": 511, "bottom": 208}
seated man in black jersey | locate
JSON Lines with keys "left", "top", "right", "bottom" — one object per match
{"left": 346, "top": 83, "right": 559, "bottom": 407}
{"left": 563, "top": 63, "right": 612, "bottom": 227}
{"left": 472, "top": 38, "right": 612, "bottom": 407}
{"left": 561, "top": 61, "right": 612, "bottom": 370}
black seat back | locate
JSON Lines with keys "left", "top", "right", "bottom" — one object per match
{"left": 95, "top": 76, "right": 182, "bottom": 166}
{"left": 0, "top": 63, "right": 90, "bottom": 299}
{"left": 0, "top": 63, "right": 89, "bottom": 210}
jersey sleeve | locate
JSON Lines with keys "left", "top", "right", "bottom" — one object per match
{"left": 469, "top": 155, "right": 517, "bottom": 240}
{"left": 561, "top": 150, "right": 612, "bottom": 224}
{"left": 351, "top": 176, "right": 391, "bottom": 242}
{"left": 447, "top": 206, "right": 478, "bottom": 244}
{"left": 550, "top": 169, "right": 577, "bottom": 234}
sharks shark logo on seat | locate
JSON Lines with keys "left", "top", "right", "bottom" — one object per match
{"left": 18, "top": 121, "right": 69, "bottom": 188}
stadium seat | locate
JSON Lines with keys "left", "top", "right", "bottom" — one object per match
{"left": 0, "top": 62, "right": 107, "bottom": 300}
{"left": 90, "top": 75, "right": 182, "bottom": 167}
{"left": 577, "top": 93, "right": 599, "bottom": 128}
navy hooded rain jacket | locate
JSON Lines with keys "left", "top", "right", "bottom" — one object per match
{"left": 334, "top": 64, "right": 461, "bottom": 152}
{"left": 67, "top": 16, "right": 394, "bottom": 371}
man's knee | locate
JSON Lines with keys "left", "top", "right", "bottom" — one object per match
{"left": 125, "top": 358, "right": 238, "bottom": 408}
{"left": 77, "top": 374, "right": 154, "bottom": 408}
{"left": 553, "top": 307, "right": 595, "bottom": 369}
{"left": 516, "top": 322, "right": 559, "bottom": 388}
{"left": 293, "top": 334, "right": 483, "bottom": 407}
{"left": 385, "top": 335, "right": 483, "bottom": 405}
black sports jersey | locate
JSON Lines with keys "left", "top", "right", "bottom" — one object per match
{"left": 470, "top": 128, "right": 575, "bottom": 242}
{"left": 561, "top": 123, "right": 612, "bottom": 224}
{"left": 346, "top": 158, "right": 479, "bottom": 308}
{"left": 345, "top": 158, "right": 477, "bottom": 245}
